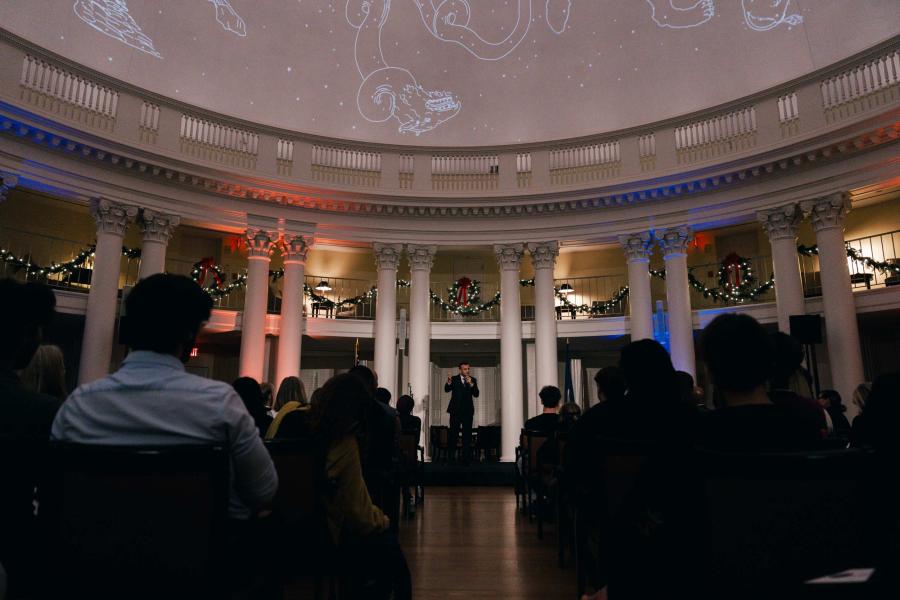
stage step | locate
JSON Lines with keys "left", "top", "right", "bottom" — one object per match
{"left": 423, "top": 461, "right": 516, "bottom": 486}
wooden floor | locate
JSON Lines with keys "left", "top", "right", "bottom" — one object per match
{"left": 399, "top": 487, "right": 577, "bottom": 599}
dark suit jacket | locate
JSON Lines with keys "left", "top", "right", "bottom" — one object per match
{"left": 444, "top": 374, "right": 479, "bottom": 418}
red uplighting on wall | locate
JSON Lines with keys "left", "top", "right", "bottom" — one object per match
{"left": 691, "top": 232, "right": 708, "bottom": 251}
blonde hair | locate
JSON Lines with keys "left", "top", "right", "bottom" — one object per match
{"left": 274, "top": 376, "right": 308, "bottom": 411}
{"left": 852, "top": 383, "right": 872, "bottom": 411}
{"left": 18, "top": 344, "right": 67, "bottom": 400}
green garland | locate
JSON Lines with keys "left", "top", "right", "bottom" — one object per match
{"left": 798, "top": 244, "right": 900, "bottom": 276}
{"left": 1, "top": 244, "right": 140, "bottom": 278}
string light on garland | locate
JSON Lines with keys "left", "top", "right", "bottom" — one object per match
{"left": 798, "top": 244, "right": 900, "bottom": 276}
{"left": 0, "top": 244, "right": 140, "bottom": 279}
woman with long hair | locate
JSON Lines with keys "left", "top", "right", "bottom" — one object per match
{"left": 266, "top": 376, "right": 310, "bottom": 439}
{"left": 18, "top": 344, "right": 67, "bottom": 400}
{"left": 313, "top": 373, "right": 411, "bottom": 600}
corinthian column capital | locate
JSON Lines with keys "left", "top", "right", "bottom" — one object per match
{"left": 656, "top": 226, "right": 693, "bottom": 257}
{"left": 281, "top": 234, "right": 314, "bottom": 263}
{"left": 528, "top": 241, "right": 559, "bottom": 270}
{"left": 245, "top": 228, "right": 278, "bottom": 258}
{"left": 801, "top": 193, "right": 850, "bottom": 232}
{"left": 494, "top": 243, "right": 525, "bottom": 271}
{"left": 374, "top": 243, "right": 404, "bottom": 271}
{"left": 758, "top": 204, "right": 802, "bottom": 241}
{"left": 90, "top": 198, "right": 138, "bottom": 237}
{"left": 138, "top": 208, "right": 181, "bottom": 244}
{"left": 619, "top": 231, "right": 653, "bottom": 262}
{"left": 407, "top": 244, "right": 437, "bottom": 272}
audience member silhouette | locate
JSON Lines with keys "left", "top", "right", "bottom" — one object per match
{"left": 52, "top": 274, "right": 278, "bottom": 521}
{"left": 233, "top": 377, "right": 272, "bottom": 437}
{"left": 697, "top": 314, "right": 822, "bottom": 452}
{"left": 769, "top": 332, "right": 828, "bottom": 438}
{"left": 817, "top": 389, "right": 851, "bottom": 439}
{"left": 311, "top": 373, "right": 411, "bottom": 600}
{"left": 18, "top": 343, "right": 67, "bottom": 400}
{"left": 260, "top": 381, "right": 275, "bottom": 413}
{"left": 396, "top": 394, "right": 421, "bottom": 444}
{"left": 266, "top": 376, "right": 310, "bottom": 439}
{"left": 525, "top": 385, "right": 563, "bottom": 433}
{"left": 851, "top": 372, "right": 900, "bottom": 452}
{"left": 0, "top": 278, "right": 61, "bottom": 597}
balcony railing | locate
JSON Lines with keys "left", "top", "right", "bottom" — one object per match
{"left": 686, "top": 255, "right": 776, "bottom": 309}
{"left": 801, "top": 229, "right": 900, "bottom": 296}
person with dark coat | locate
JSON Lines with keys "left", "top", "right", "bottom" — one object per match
{"left": 0, "top": 279, "right": 61, "bottom": 598}
{"left": 444, "top": 361, "right": 479, "bottom": 464}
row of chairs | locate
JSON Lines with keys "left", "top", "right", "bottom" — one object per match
{"left": 9, "top": 436, "right": 425, "bottom": 599}
{"left": 428, "top": 425, "right": 501, "bottom": 463}
{"left": 518, "top": 434, "right": 896, "bottom": 597}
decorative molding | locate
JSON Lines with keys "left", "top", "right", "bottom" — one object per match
{"left": 0, "top": 171, "right": 18, "bottom": 202}
{"left": 528, "top": 241, "right": 559, "bottom": 270}
{"left": 407, "top": 244, "right": 437, "bottom": 272}
{"left": 657, "top": 226, "right": 694, "bottom": 257}
{"left": 138, "top": 208, "right": 180, "bottom": 244}
{"left": 618, "top": 231, "right": 654, "bottom": 262}
{"left": 801, "top": 193, "right": 850, "bottom": 232}
{"left": 757, "top": 204, "right": 802, "bottom": 241}
{"left": 245, "top": 228, "right": 278, "bottom": 259}
{"left": 90, "top": 198, "right": 137, "bottom": 237}
{"left": 281, "top": 234, "right": 314, "bottom": 263}
{"left": 494, "top": 243, "right": 525, "bottom": 271}
{"left": 373, "top": 242, "right": 404, "bottom": 271}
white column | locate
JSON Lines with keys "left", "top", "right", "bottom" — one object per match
{"left": 78, "top": 198, "right": 137, "bottom": 383}
{"left": 619, "top": 232, "right": 654, "bottom": 341}
{"left": 657, "top": 227, "right": 696, "bottom": 377}
{"left": 495, "top": 243, "right": 525, "bottom": 461}
{"left": 374, "top": 243, "right": 403, "bottom": 399}
{"left": 0, "top": 171, "right": 19, "bottom": 202}
{"left": 239, "top": 228, "right": 277, "bottom": 381}
{"left": 758, "top": 204, "right": 805, "bottom": 333}
{"left": 802, "top": 194, "right": 864, "bottom": 410}
{"left": 275, "top": 234, "right": 313, "bottom": 388}
{"left": 407, "top": 244, "right": 436, "bottom": 425}
{"left": 528, "top": 241, "right": 559, "bottom": 391}
{"left": 137, "top": 209, "right": 180, "bottom": 280}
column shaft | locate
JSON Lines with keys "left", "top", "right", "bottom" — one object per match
{"left": 758, "top": 205, "right": 804, "bottom": 333}
{"left": 496, "top": 244, "right": 525, "bottom": 461}
{"left": 804, "top": 195, "right": 864, "bottom": 412}
{"left": 530, "top": 242, "right": 559, "bottom": 391}
{"left": 239, "top": 230, "right": 276, "bottom": 381}
{"left": 374, "top": 243, "right": 403, "bottom": 399}
{"left": 78, "top": 199, "right": 137, "bottom": 383}
{"left": 658, "top": 227, "right": 696, "bottom": 377}
{"left": 408, "top": 245, "right": 436, "bottom": 427}
{"left": 275, "top": 235, "right": 312, "bottom": 388}
{"left": 620, "top": 233, "right": 654, "bottom": 341}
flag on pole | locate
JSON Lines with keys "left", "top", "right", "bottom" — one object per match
{"left": 354, "top": 338, "right": 360, "bottom": 367}
{"left": 563, "top": 337, "right": 575, "bottom": 404}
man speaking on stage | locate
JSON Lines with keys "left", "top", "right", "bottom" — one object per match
{"left": 445, "top": 362, "right": 479, "bottom": 465}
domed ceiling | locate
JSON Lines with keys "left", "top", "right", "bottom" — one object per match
{"left": 2, "top": 1, "right": 898, "bottom": 146}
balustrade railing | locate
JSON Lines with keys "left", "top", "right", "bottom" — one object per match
{"left": 551, "top": 274, "right": 629, "bottom": 319}
{"left": 4, "top": 37, "right": 898, "bottom": 196}
{"left": 685, "top": 255, "right": 776, "bottom": 309}
{"left": 801, "top": 229, "right": 900, "bottom": 296}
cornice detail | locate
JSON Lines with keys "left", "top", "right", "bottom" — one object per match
{"left": 801, "top": 193, "right": 851, "bottom": 232}
{"left": 407, "top": 244, "right": 437, "bottom": 272}
{"left": 494, "top": 243, "right": 525, "bottom": 271}
{"left": 373, "top": 243, "right": 403, "bottom": 271}
{"left": 657, "top": 226, "right": 694, "bottom": 257}
{"left": 528, "top": 241, "right": 559, "bottom": 270}
{"left": 281, "top": 234, "right": 314, "bottom": 263}
{"left": 757, "top": 204, "right": 802, "bottom": 241}
{"left": 138, "top": 208, "right": 180, "bottom": 244}
{"left": 246, "top": 228, "right": 278, "bottom": 259}
{"left": 618, "top": 232, "right": 653, "bottom": 262}
{"left": 90, "top": 198, "right": 137, "bottom": 237}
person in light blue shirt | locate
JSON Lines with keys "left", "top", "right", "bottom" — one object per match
{"left": 51, "top": 274, "right": 277, "bottom": 519}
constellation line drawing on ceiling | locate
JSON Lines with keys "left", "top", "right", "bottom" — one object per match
{"left": 644, "top": 0, "right": 715, "bottom": 30}
{"left": 73, "top": 0, "right": 162, "bottom": 58}
{"left": 209, "top": 0, "right": 247, "bottom": 37}
{"left": 346, "top": 0, "right": 461, "bottom": 136}
{"left": 741, "top": 0, "right": 801, "bottom": 31}
{"left": 412, "top": 0, "right": 570, "bottom": 62}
